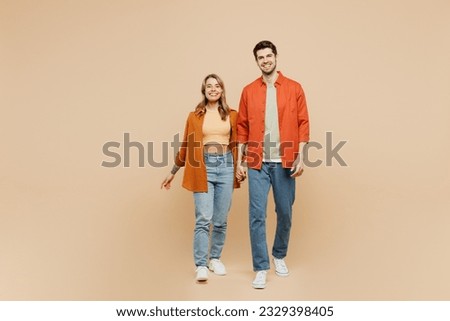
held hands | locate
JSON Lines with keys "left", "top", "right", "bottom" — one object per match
{"left": 236, "top": 164, "right": 247, "bottom": 183}
{"left": 161, "top": 173, "right": 175, "bottom": 190}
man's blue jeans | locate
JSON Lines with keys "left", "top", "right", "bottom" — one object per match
{"left": 248, "top": 162, "right": 296, "bottom": 271}
{"left": 193, "top": 151, "right": 234, "bottom": 267}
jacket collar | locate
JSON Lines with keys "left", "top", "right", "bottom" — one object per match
{"left": 257, "top": 71, "right": 285, "bottom": 87}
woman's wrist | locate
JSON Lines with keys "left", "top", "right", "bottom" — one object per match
{"left": 170, "top": 165, "right": 180, "bottom": 175}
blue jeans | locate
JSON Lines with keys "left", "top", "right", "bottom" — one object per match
{"left": 193, "top": 151, "right": 234, "bottom": 267}
{"left": 248, "top": 162, "right": 296, "bottom": 271}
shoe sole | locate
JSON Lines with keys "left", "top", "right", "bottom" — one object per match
{"left": 208, "top": 267, "right": 226, "bottom": 276}
{"left": 196, "top": 274, "right": 208, "bottom": 282}
{"left": 275, "top": 271, "right": 289, "bottom": 277}
{"left": 252, "top": 283, "right": 266, "bottom": 289}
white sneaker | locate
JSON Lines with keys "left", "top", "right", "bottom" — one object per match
{"left": 252, "top": 270, "right": 267, "bottom": 289}
{"left": 273, "top": 257, "right": 289, "bottom": 277}
{"left": 195, "top": 266, "right": 208, "bottom": 282}
{"left": 208, "top": 259, "right": 227, "bottom": 275}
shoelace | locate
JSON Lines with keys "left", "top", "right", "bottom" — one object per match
{"left": 255, "top": 271, "right": 267, "bottom": 282}
{"left": 274, "top": 259, "right": 287, "bottom": 270}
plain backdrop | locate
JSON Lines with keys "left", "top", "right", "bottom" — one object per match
{"left": 1, "top": 0, "right": 449, "bottom": 300}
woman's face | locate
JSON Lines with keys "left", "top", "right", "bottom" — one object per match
{"left": 204, "top": 77, "right": 223, "bottom": 103}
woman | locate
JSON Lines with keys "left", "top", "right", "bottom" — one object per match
{"left": 161, "top": 74, "right": 241, "bottom": 282}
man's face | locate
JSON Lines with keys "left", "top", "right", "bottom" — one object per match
{"left": 255, "top": 48, "right": 277, "bottom": 75}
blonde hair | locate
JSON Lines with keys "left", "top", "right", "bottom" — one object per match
{"left": 194, "top": 74, "right": 230, "bottom": 120}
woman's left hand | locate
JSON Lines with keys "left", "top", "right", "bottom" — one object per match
{"left": 161, "top": 173, "right": 175, "bottom": 190}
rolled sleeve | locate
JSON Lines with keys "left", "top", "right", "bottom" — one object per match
{"left": 174, "top": 116, "right": 190, "bottom": 167}
{"left": 297, "top": 84, "right": 310, "bottom": 143}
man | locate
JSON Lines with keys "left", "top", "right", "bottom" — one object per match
{"left": 236, "top": 40, "right": 310, "bottom": 289}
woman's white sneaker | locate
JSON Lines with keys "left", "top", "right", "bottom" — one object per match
{"left": 208, "top": 259, "right": 227, "bottom": 275}
{"left": 195, "top": 266, "right": 209, "bottom": 282}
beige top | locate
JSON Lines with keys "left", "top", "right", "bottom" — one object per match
{"left": 263, "top": 82, "right": 281, "bottom": 162}
{"left": 202, "top": 109, "right": 230, "bottom": 146}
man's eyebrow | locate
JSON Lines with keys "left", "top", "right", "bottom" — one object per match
{"left": 258, "top": 53, "right": 272, "bottom": 59}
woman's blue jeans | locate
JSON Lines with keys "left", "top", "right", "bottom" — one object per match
{"left": 248, "top": 162, "right": 296, "bottom": 271}
{"left": 193, "top": 151, "right": 234, "bottom": 267}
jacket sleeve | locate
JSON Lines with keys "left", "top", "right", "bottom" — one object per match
{"left": 174, "top": 114, "right": 190, "bottom": 167}
{"left": 296, "top": 84, "right": 310, "bottom": 143}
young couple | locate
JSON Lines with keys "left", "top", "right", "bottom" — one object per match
{"left": 161, "top": 40, "right": 310, "bottom": 289}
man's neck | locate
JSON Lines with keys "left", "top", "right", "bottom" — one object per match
{"left": 262, "top": 70, "right": 278, "bottom": 85}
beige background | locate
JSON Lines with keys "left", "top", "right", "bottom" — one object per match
{"left": 1, "top": 0, "right": 449, "bottom": 300}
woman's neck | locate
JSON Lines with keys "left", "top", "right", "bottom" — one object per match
{"left": 206, "top": 102, "right": 219, "bottom": 110}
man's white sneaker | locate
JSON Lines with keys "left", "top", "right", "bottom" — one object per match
{"left": 195, "top": 266, "right": 208, "bottom": 282}
{"left": 273, "top": 257, "right": 289, "bottom": 277}
{"left": 252, "top": 270, "right": 267, "bottom": 289}
{"left": 208, "top": 259, "right": 227, "bottom": 276}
